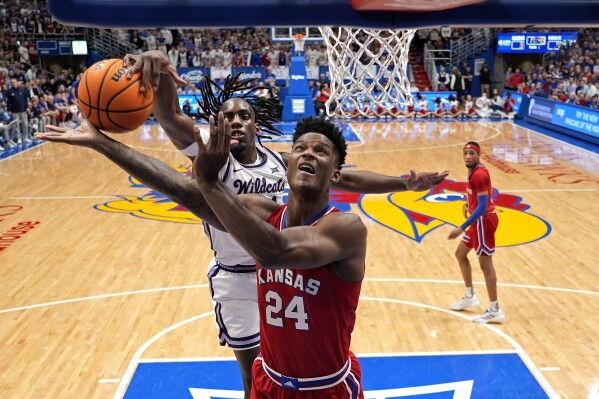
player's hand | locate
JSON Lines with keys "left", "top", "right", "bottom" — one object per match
{"left": 124, "top": 50, "right": 187, "bottom": 92}
{"left": 447, "top": 226, "right": 464, "bottom": 240}
{"left": 193, "top": 112, "right": 231, "bottom": 184}
{"left": 34, "top": 114, "right": 107, "bottom": 148}
{"left": 462, "top": 203, "right": 469, "bottom": 218}
{"left": 405, "top": 170, "right": 449, "bottom": 191}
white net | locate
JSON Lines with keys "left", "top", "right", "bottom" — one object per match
{"left": 319, "top": 27, "right": 416, "bottom": 118}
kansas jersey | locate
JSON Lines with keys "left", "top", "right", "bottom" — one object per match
{"left": 204, "top": 145, "right": 287, "bottom": 266}
{"left": 467, "top": 164, "right": 495, "bottom": 215}
{"left": 257, "top": 204, "right": 363, "bottom": 378}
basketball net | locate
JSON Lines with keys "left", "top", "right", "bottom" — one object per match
{"left": 293, "top": 33, "right": 305, "bottom": 55}
{"left": 320, "top": 27, "right": 416, "bottom": 118}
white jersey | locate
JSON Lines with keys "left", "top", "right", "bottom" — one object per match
{"left": 465, "top": 100, "right": 474, "bottom": 113}
{"left": 205, "top": 145, "right": 287, "bottom": 266}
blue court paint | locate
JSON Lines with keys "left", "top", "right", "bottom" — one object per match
{"left": 124, "top": 353, "right": 549, "bottom": 398}
{"left": 0, "top": 140, "right": 45, "bottom": 160}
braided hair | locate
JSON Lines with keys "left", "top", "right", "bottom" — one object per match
{"left": 195, "top": 73, "right": 282, "bottom": 140}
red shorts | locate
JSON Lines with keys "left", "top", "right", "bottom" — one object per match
{"left": 251, "top": 352, "right": 364, "bottom": 399}
{"left": 462, "top": 213, "right": 498, "bottom": 256}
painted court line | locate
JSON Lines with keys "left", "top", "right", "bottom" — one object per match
{"left": 1, "top": 279, "right": 596, "bottom": 316}
{"left": 99, "top": 379, "right": 121, "bottom": 384}
{"left": 0, "top": 284, "right": 208, "bottom": 314}
{"left": 112, "top": 311, "right": 214, "bottom": 399}
{"left": 364, "top": 278, "right": 599, "bottom": 296}
{"left": 115, "top": 297, "right": 558, "bottom": 399}
{"left": 349, "top": 122, "right": 502, "bottom": 154}
{"left": 502, "top": 188, "right": 597, "bottom": 193}
{"left": 140, "top": 349, "right": 520, "bottom": 363}
{"left": 10, "top": 196, "right": 119, "bottom": 200}
{"left": 513, "top": 122, "right": 599, "bottom": 157}
{"left": 0, "top": 142, "right": 47, "bottom": 163}
{"left": 360, "top": 297, "right": 560, "bottom": 399}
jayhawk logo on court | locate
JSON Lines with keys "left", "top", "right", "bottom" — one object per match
{"left": 95, "top": 170, "right": 551, "bottom": 247}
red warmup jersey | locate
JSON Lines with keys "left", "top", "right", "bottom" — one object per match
{"left": 258, "top": 204, "right": 363, "bottom": 378}
{"left": 467, "top": 164, "right": 495, "bottom": 215}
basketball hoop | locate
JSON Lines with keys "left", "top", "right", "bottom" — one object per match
{"left": 320, "top": 27, "right": 416, "bottom": 118}
{"left": 293, "top": 33, "right": 305, "bottom": 55}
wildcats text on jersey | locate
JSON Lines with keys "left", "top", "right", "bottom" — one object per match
{"left": 232, "top": 177, "right": 286, "bottom": 195}
{"left": 258, "top": 268, "right": 321, "bottom": 296}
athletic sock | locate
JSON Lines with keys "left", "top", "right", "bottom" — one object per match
{"left": 465, "top": 287, "right": 474, "bottom": 298}
{"left": 489, "top": 301, "right": 499, "bottom": 311}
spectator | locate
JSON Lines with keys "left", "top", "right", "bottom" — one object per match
{"left": 438, "top": 66, "right": 450, "bottom": 90}
{"left": 479, "top": 64, "right": 491, "bottom": 95}
{"left": 463, "top": 65, "right": 473, "bottom": 95}
{"left": 6, "top": 78, "right": 29, "bottom": 143}
{"left": 499, "top": 92, "right": 516, "bottom": 119}
{"left": 315, "top": 82, "right": 331, "bottom": 116}
{"left": 450, "top": 66, "right": 465, "bottom": 103}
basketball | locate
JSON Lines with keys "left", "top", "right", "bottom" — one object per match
{"left": 77, "top": 59, "right": 154, "bottom": 133}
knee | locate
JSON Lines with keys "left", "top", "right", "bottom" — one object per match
{"left": 454, "top": 249, "right": 466, "bottom": 261}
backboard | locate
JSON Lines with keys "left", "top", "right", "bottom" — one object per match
{"left": 47, "top": 0, "right": 599, "bottom": 29}
{"left": 270, "top": 27, "right": 323, "bottom": 43}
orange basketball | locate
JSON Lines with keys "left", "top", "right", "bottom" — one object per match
{"left": 78, "top": 59, "right": 154, "bottom": 133}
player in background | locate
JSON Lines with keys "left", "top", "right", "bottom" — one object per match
{"left": 447, "top": 142, "right": 505, "bottom": 323}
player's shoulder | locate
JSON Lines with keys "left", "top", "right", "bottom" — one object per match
{"left": 470, "top": 164, "right": 491, "bottom": 181}
{"left": 320, "top": 211, "right": 367, "bottom": 237}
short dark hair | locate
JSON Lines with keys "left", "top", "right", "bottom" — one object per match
{"left": 292, "top": 116, "right": 347, "bottom": 168}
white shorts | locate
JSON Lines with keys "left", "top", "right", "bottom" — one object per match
{"left": 207, "top": 258, "right": 260, "bottom": 350}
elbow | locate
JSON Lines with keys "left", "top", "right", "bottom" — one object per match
{"left": 253, "top": 251, "right": 284, "bottom": 270}
{"left": 252, "top": 242, "right": 290, "bottom": 270}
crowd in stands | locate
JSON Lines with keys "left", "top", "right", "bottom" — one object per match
{"left": 1, "top": 0, "right": 82, "bottom": 36}
{"left": 112, "top": 27, "right": 330, "bottom": 69}
{"left": 2, "top": 0, "right": 599, "bottom": 150}
{"left": 506, "top": 29, "right": 599, "bottom": 109}
{"left": 430, "top": 28, "right": 599, "bottom": 119}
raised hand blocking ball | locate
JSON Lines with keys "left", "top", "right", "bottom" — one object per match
{"left": 77, "top": 59, "right": 154, "bottom": 133}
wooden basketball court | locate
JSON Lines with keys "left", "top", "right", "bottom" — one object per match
{"left": 1, "top": 120, "right": 597, "bottom": 398}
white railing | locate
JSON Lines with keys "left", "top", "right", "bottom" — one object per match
{"left": 423, "top": 28, "right": 497, "bottom": 90}
{"left": 85, "top": 28, "right": 137, "bottom": 59}
{"left": 450, "top": 28, "right": 498, "bottom": 67}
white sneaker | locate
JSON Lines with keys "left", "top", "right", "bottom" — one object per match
{"left": 450, "top": 295, "right": 480, "bottom": 311}
{"left": 17, "top": 138, "right": 22, "bottom": 144}
{"left": 0, "top": 144, "right": 4, "bottom": 150}
{"left": 473, "top": 308, "right": 505, "bottom": 324}
{"left": 8, "top": 140, "right": 17, "bottom": 147}
{"left": 24, "top": 137, "right": 32, "bottom": 143}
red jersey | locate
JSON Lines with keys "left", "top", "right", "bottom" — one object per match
{"left": 467, "top": 164, "right": 495, "bottom": 215}
{"left": 258, "top": 204, "right": 363, "bottom": 379}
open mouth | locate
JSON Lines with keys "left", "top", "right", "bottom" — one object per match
{"left": 298, "top": 163, "right": 315, "bottom": 174}
{"left": 231, "top": 130, "right": 244, "bottom": 139}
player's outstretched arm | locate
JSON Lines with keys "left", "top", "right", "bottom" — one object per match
{"left": 125, "top": 51, "right": 196, "bottom": 153}
{"left": 193, "top": 113, "right": 366, "bottom": 281}
{"left": 331, "top": 169, "right": 448, "bottom": 192}
{"left": 34, "top": 118, "right": 224, "bottom": 229}
{"left": 278, "top": 152, "right": 447, "bottom": 192}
